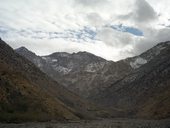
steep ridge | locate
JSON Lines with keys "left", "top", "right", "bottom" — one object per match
{"left": 17, "top": 43, "right": 166, "bottom": 98}
{"left": 0, "top": 39, "right": 111, "bottom": 122}
{"left": 91, "top": 41, "right": 170, "bottom": 119}
{"left": 16, "top": 48, "right": 133, "bottom": 98}
{"left": 16, "top": 48, "right": 107, "bottom": 97}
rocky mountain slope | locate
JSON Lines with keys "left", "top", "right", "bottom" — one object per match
{"left": 0, "top": 38, "right": 111, "bottom": 122}
{"left": 15, "top": 41, "right": 170, "bottom": 100}
{"left": 16, "top": 48, "right": 133, "bottom": 98}
{"left": 15, "top": 40, "right": 170, "bottom": 119}
{"left": 91, "top": 41, "right": 170, "bottom": 119}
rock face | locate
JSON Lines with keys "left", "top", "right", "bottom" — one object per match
{"left": 0, "top": 39, "right": 110, "bottom": 122}
{"left": 91, "top": 41, "right": 170, "bottom": 119}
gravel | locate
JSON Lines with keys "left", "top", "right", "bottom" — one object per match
{"left": 0, "top": 119, "right": 170, "bottom": 128}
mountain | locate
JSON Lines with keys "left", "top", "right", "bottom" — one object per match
{"left": 15, "top": 48, "right": 134, "bottom": 98}
{"left": 16, "top": 48, "right": 106, "bottom": 97}
{"left": 15, "top": 46, "right": 44, "bottom": 68}
{"left": 91, "top": 41, "right": 170, "bottom": 119}
{"left": 15, "top": 40, "right": 170, "bottom": 119}
{"left": 0, "top": 38, "right": 111, "bottom": 122}
{"left": 16, "top": 43, "right": 168, "bottom": 98}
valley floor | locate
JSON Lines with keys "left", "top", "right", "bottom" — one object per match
{"left": 0, "top": 118, "right": 170, "bottom": 128}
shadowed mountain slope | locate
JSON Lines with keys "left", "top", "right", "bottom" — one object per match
{"left": 91, "top": 41, "right": 170, "bottom": 119}
{"left": 0, "top": 38, "right": 112, "bottom": 122}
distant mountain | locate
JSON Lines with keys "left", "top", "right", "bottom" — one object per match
{"left": 17, "top": 43, "right": 165, "bottom": 98}
{"left": 16, "top": 48, "right": 110, "bottom": 97}
{"left": 16, "top": 48, "right": 134, "bottom": 98}
{"left": 0, "top": 38, "right": 111, "bottom": 122}
{"left": 91, "top": 41, "right": 170, "bottom": 119}
{"left": 44, "top": 51, "right": 107, "bottom": 75}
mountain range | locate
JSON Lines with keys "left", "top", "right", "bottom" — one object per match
{"left": 0, "top": 38, "right": 169, "bottom": 122}
{"left": 16, "top": 47, "right": 134, "bottom": 98}
{"left": 16, "top": 41, "right": 170, "bottom": 99}
{"left": 16, "top": 40, "right": 170, "bottom": 119}
{"left": 0, "top": 38, "right": 112, "bottom": 122}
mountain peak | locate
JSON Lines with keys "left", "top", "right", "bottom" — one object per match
{"left": 15, "top": 46, "right": 39, "bottom": 64}
{"left": 76, "top": 51, "right": 91, "bottom": 54}
{"left": 73, "top": 51, "right": 106, "bottom": 61}
{"left": 49, "top": 52, "right": 71, "bottom": 57}
{"left": 75, "top": 51, "right": 96, "bottom": 56}
{"left": 157, "top": 41, "right": 170, "bottom": 47}
{"left": 15, "top": 46, "right": 29, "bottom": 52}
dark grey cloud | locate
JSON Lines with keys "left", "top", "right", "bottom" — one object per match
{"left": 133, "top": 28, "right": 170, "bottom": 55}
{"left": 134, "top": 0, "right": 158, "bottom": 22}
{"left": 155, "top": 28, "right": 170, "bottom": 42}
{"left": 118, "top": 0, "right": 158, "bottom": 24}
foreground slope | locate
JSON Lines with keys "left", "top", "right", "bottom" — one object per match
{"left": 91, "top": 41, "right": 170, "bottom": 119}
{"left": 0, "top": 39, "right": 109, "bottom": 122}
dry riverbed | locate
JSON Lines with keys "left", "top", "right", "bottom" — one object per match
{"left": 0, "top": 119, "right": 170, "bottom": 128}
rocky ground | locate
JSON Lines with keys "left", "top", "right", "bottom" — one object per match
{"left": 0, "top": 119, "right": 170, "bottom": 128}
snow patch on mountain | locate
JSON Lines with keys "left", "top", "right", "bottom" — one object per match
{"left": 85, "top": 63, "right": 105, "bottom": 72}
{"left": 130, "top": 57, "right": 147, "bottom": 69}
{"left": 155, "top": 45, "right": 166, "bottom": 55}
{"left": 33, "top": 58, "right": 42, "bottom": 68}
{"left": 52, "top": 59, "right": 58, "bottom": 62}
{"left": 42, "top": 57, "right": 58, "bottom": 63}
{"left": 52, "top": 65, "right": 71, "bottom": 74}
{"left": 42, "top": 56, "right": 47, "bottom": 60}
{"left": 42, "top": 56, "right": 53, "bottom": 62}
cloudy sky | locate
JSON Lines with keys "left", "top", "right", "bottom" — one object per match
{"left": 0, "top": 0, "right": 170, "bottom": 61}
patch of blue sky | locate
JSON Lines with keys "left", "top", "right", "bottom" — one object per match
{"left": 110, "top": 24, "right": 143, "bottom": 36}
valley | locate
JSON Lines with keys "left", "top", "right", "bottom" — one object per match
{"left": 0, "top": 38, "right": 170, "bottom": 126}
{"left": 0, "top": 0, "right": 170, "bottom": 127}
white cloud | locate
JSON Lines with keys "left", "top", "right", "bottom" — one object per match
{"left": 74, "top": 0, "right": 109, "bottom": 7}
{"left": 86, "top": 13, "right": 105, "bottom": 27}
{"left": 0, "top": 0, "right": 170, "bottom": 61}
{"left": 97, "top": 27, "right": 134, "bottom": 48}
{"left": 6, "top": 36, "right": 130, "bottom": 61}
